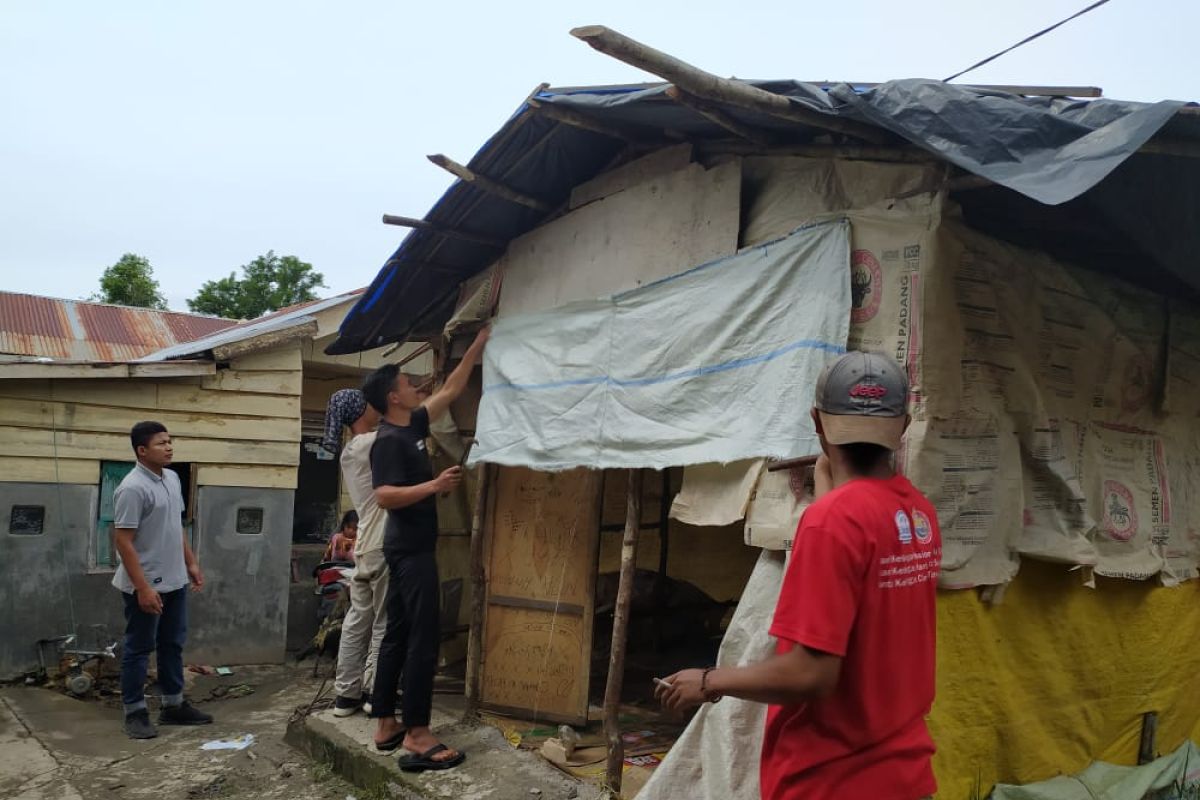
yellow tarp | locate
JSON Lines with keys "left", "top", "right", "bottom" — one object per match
{"left": 932, "top": 559, "right": 1200, "bottom": 798}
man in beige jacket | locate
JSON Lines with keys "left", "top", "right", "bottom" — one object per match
{"left": 322, "top": 388, "right": 388, "bottom": 715}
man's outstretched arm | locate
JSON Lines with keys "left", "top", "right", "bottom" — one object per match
{"left": 422, "top": 327, "right": 489, "bottom": 423}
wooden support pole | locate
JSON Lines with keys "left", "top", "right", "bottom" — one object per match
{"left": 381, "top": 214, "right": 506, "bottom": 249}
{"left": 665, "top": 85, "right": 775, "bottom": 147}
{"left": 570, "top": 25, "right": 889, "bottom": 145}
{"left": 463, "top": 463, "right": 494, "bottom": 720}
{"left": 891, "top": 172, "right": 995, "bottom": 201}
{"left": 604, "top": 469, "right": 643, "bottom": 793}
{"left": 1138, "top": 711, "right": 1158, "bottom": 765}
{"left": 427, "top": 154, "right": 553, "bottom": 212}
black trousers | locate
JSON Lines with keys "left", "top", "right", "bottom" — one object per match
{"left": 370, "top": 548, "right": 439, "bottom": 727}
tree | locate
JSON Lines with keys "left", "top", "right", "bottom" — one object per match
{"left": 188, "top": 251, "right": 326, "bottom": 319}
{"left": 93, "top": 253, "right": 167, "bottom": 309}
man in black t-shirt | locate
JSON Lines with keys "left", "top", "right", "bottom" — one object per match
{"left": 361, "top": 327, "right": 488, "bottom": 771}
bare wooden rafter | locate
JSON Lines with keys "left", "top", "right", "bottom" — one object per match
{"left": 665, "top": 85, "right": 774, "bottom": 147}
{"left": 381, "top": 214, "right": 506, "bottom": 249}
{"left": 427, "top": 154, "right": 552, "bottom": 212}
{"left": 528, "top": 98, "right": 672, "bottom": 146}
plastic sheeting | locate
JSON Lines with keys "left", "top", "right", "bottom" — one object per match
{"left": 548, "top": 79, "right": 1185, "bottom": 208}
{"left": 469, "top": 219, "right": 851, "bottom": 471}
{"left": 991, "top": 740, "right": 1200, "bottom": 800}
{"left": 636, "top": 550, "right": 785, "bottom": 800}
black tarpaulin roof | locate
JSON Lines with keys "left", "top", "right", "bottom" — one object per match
{"left": 327, "top": 78, "right": 1197, "bottom": 355}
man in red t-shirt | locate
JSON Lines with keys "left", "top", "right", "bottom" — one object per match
{"left": 657, "top": 351, "right": 940, "bottom": 800}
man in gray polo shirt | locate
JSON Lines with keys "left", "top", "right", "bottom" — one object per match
{"left": 113, "top": 421, "right": 212, "bottom": 739}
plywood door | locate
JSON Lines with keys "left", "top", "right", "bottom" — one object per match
{"left": 480, "top": 467, "right": 601, "bottom": 725}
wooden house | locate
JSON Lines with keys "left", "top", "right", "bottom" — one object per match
{"left": 0, "top": 290, "right": 433, "bottom": 677}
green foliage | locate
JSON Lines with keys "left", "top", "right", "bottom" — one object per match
{"left": 188, "top": 251, "right": 325, "bottom": 319}
{"left": 93, "top": 253, "right": 167, "bottom": 309}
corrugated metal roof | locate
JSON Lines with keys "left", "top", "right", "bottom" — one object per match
{"left": 137, "top": 290, "right": 364, "bottom": 362}
{"left": 0, "top": 291, "right": 236, "bottom": 362}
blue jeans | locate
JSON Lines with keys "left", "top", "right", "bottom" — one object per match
{"left": 121, "top": 588, "right": 187, "bottom": 713}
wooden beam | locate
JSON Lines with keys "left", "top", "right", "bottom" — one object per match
{"left": 570, "top": 25, "right": 889, "bottom": 144}
{"left": 528, "top": 98, "right": 666, "bottom": 146}
{"left": 892, "top": 172, "right": 994, "bottom": 201}
{"left": 962, "top": 84, "right": 1102, "bottom": 98}
{"left": 127, "top": 361, "right": 216, "bottom": 378}
{"left": 464, "top": 463, "right": 494, "bottom": 720}
{"left": 802, "top": 82, "right": 1103, "bottom": 98}
{"left": 1138, "top": 711, "right": 1158, "bottom": 765}
{"left": 428, "top": 154, "right": 553, "bottom": 212}
{"left": 211, "top": 319, "right": 318, "bottom": 362}
{"left": 766, "top": 454, "right": 819, "bottom": 473}
{"left": 696, "top": 140, "right": 936, "bottom": 163}
{"left": 1139, "top": 137, "right": 1200, "bottom": 159}
{"left": 0, "top": 360, "right": 221, "bottom": 380}
{"left": 665, "top": 85, "right": 774, "bottom": 147}
{"left": 381, "top": 214, "right": 506, "bottom": 249}
{"left": 0, "top": 362, "right": 132, "bottom": 380}
{"left": 604, "top": 469, "right": 643, "bottom": 793}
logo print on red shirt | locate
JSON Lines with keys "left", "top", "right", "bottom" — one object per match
{"left": 913, "top": 510, "right": 933, "bottom": 544}
{"left": 895, "top": 510, "right": 913, "bottom": 544}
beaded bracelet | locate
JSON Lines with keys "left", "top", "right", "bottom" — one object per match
{"left": 701, "top": 667, "right": 723, "bottom": 704}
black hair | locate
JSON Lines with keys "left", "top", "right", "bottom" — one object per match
{"left": 339, "top": 510, "right": 358, "bottom": 530}
{"left": 837, "top": 442, "right": 893, "bottom": 475}
{"left": 130, "top": 421, "right": 169, "bottom": 454}
{"left": 362, "top": 363, "right": 399, "bottom": 414}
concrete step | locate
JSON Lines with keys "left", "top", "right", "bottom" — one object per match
{"left": 285, "top": 699, "right": 606, "bottom": 800}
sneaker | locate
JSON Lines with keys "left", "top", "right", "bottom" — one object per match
{"left": 159, "top": 701, "right": 214, "bottom": 726}
{"left": 124, "top": 709, "right": 158, "bottom": 739}
{"left": 362, "top": 696, "right": 373, "bottom": 716}
{"left": 333, "top": 695, "right": 363, "bottom": 717}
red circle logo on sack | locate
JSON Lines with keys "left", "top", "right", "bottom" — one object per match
{"left": 913, "top": 510, "right": 933, "bottom": 544}
{"left": 850, "top": 249, "right": 882, "bottom": 324}
{"left": 1121, "top": 357, "right": 1152, "bottom": 413}
{"left": 1101, "top": 480, "right": 1138, "bottom": 541}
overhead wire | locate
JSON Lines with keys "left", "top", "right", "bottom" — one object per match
{"left": 944, "top": 0, "right": 1113, "bottom": 83}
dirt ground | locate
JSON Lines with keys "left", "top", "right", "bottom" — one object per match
{"left": 1, "top": 662, "right": 365, "bottom": 800}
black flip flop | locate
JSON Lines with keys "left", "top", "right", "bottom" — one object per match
{"left": 398, "top": 743, "right": 466, "bottom": 772}
{"left": 373, "top": 729, "right": 407, "bottom": 752}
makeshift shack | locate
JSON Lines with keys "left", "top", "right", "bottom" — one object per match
{"left": 327, "top": 27, "right": 1200, "bottom": 799}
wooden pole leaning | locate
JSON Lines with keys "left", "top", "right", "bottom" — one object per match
{"left": 603, "top": 469, "right": 643, "bottom": 792}
{"left": 569, "top": 25, "right": 888, "bottom": 145}
{"left": 464, "top": 462, "right": 495, "bottom": 720}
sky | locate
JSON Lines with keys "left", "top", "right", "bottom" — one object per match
{"left": 1, "top": 0, "right": 1196, "bottom": 312}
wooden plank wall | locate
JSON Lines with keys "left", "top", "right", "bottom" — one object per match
{"left": 0, "top": 343, "right": 303, "bottom": 489}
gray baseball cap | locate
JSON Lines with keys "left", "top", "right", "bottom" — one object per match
{"left": 814, "top": 351, "right": 909, "bottom": 450}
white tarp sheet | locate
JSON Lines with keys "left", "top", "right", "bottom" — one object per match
{"left": 470, "top": 220, "right": 851, "bottom": 471}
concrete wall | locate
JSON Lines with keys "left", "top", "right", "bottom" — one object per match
{"left": 0, "top": 482, "right": 294, "bottom": 679}
{"left": 0, "top": 482, "right": 124, "bottom": 679}
{"left": 188, "top": 486, "right": 293, "bottom": 665}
